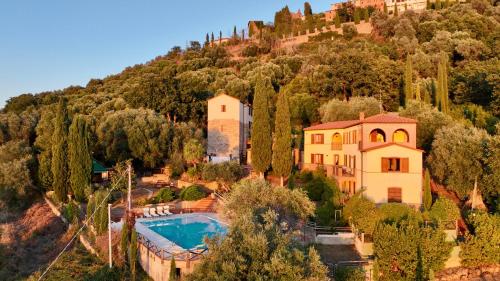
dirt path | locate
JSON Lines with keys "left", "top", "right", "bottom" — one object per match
{"left": 0, "top": 200, "right": 71, "bottom": 280}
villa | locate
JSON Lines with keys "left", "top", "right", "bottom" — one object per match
{"left": 302, "top": 112, "right": 423, "bottom": 207}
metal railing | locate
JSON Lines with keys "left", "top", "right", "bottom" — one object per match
{"left": 137, "top": 232, "right": 208, "bottom": 262}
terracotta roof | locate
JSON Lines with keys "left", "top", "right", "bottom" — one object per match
{"left": 304, "top": 120, "right": 361, "bottom": 131}
{"left": 362, "top": 113, "right": 417, "bottom": 124}
{"left": 361, "top": 142, "right": 424, "bottom": 153}
{"left": 303, "top": 113, "right": 416, "bottom": 131}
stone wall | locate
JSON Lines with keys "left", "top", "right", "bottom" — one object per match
{"left": 207, "top": 119, "right": 242, "bottom": 159}
{"left": 435, "top": 265, "right": 500, "bottom": 281}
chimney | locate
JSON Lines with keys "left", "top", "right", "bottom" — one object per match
{"left": 359, "top": 112, "right": 365, "bottom": 121}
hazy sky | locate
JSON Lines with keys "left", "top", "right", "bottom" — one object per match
{"left": 0, "top": 0, "right": 333, "bottom": 107}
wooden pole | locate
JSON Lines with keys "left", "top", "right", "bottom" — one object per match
{"left": 108, "top": 203, "right": 113, "bottom": 268}
{"left": 128, "top": 163, "right": 132, "bottom": 211}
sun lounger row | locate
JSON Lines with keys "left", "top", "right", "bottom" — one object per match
{"left": 143, "top": 206, "right": 173, "bottom": 218}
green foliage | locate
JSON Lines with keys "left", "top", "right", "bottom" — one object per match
{"left": 179, "top": 185, "right": 206, "bottom": 201}
{"left": 154, "top": 188, "right": 175, "bottom": 203}
{"left": 201, "top": 161, "right": 244, "bottom": 185}
{"left": 89, "top": 189, "right": 109, "bottom": 235}
{"left": 0, "top": 141, "right": 34, "bottom": 207}
{"left": 436, "top": 53, "right": 449, "bottom": 113}
{"left": 187, "top": 179, "right": 326, "bottom": 280}
{"left": 62, "top": 201, "right": 79, "bottom": 224}
{"left": 404, "top": 55, "right": 413, "bottom": 104}
{"left": 304, "top": 2, "right": 312, "bottom": 18}
{"left": 335, "top": 15, "right": 341, "bottom": 28}
{"left": 169, "top": 152, "right": 185, "bottom": 178}
{"left": 334, "top": 266, "right": 365, "bottom": 281}
{"left": 428, "top": 123, "right": 490, "bottom": 198}
{"left": 343, "top": 194, "right": 380, "bottom": 235}
{"left": 183, "top": 138, "right": 204, "bottom": 167}
{"left": 374, "top": 220, "right": 451, "bottom": 281}
{"left": 342, "top": 23, "right": 358, "bottom": 40}
{"left": 354, "top": 9, "right": 360, "bottom": 24}
{"left": 272, "top": 92, "right": 292, "bottom": 185}
{"left": 51, "top": 98, "right": 70, "bottom": 203}
{"left": 169, "top": 257, "right": 177, "bottom": 281}
{"left": 460, "top": 212, "right": 500, "bottom": 267}
{"left": 423, "top": 169, "right": 433, "bottom": 211}
{"left": 68, "top": 115, "right": 92, "bottom": 202}
{"left": 251, "top": 76, "right": 273, "bottom": 176}
{"left": 129, "top": 229, "right": 138, "bottom": 281}
{"left": 379, "top": 203, "right": 421, "bottom": 224}
{"left": 120, "top": 221, "right": 130, "bottom": 263}
{"left": 429, "top": 197, "right": 461, "bottom": 223}
{"left": 321, "top": 97, "right": 380, "bottom": 122}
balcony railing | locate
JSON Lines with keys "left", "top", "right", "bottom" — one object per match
{"left": 331, "top": 143, "right": 342, "bottom": 150}
{"left": 333, "top": 165, "right": 355, "bottom": 177}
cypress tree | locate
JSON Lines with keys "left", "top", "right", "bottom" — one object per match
{"left": 210, "top": 32, "right": 214, "bottom": 45}
{"left": 205, "top": 33, "right": 209, "bottom": 46}
{"left": 129, "top": 229, "right": 138, "bottom": 281}
{"left": 335, "top": 15, "right": 341, "bottom": 28}
{"left": 437, "top": 53, "right": 449, "bottom": 113}
{"left": 272, "top": 92, "right": 292, "bottom": 187}
{"left": 233, "top": 25, "right": 237, "bottom": 40}
{"left": 304, "top": 2, "right": 313, "bottom": 17}
{"left": 120, "top": 220, "right": 130, "bottom": 262}
{"left": 394, "top": 4, "right": 399, "bottom": 16}
{"left": 51, "top": 98, "right": 70, "bottom": 202}
{"left": 423, "top": 168, "right": 432, "bottom": 211}
{"left": 415, "top": 82, "right": 421, "bottom": 101}
{"left": 241, "top": 29, "right": 245, "bottom": 41}
{"left": 169, "top": 256, "right": 177, "bottom": 281}
{"left": 251, "top": 75, "right": 273, "bottom": 179}
{"left": 404, "top": 55, "right": 413, "bottom": 104}
{"left": 354, "top": 9, "right": 360, "bottom": 24}
{"left": 219, "top": 30, "right": 222, "bottom": 44}
{"left": 427, "top": 0, "right": 431, "bottom": 9}
{"left": 435, "top": 0, "right": 442, "bottom": 9}
{"left": 384, "top": 3, "right": 388, "bottom": 14}
{"left": 364, "top": 9, "right": 370, "bottom": 23}
{"left": 431, "top": 78, "right": 438, "bottom": 107}
{"left": 68, "top": 115, "right": 92, "bottom": 202}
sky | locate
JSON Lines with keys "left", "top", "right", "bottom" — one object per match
{"left": 0, "top": 0, "right": 333, "bottom": 107}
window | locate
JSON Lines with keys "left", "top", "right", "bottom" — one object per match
{"left": 388, "top": 187, "right": 402, "bottom": 203}
{"left": 221, "top": 105, "right": 226, "bottom": 112}
{"left": 370, "top": 129, "right": 386, "bottom": 142}
{"left": 311, "top": 154, "right": 324, "bottom": 164}
{"left": 334, "top": 154, "right": 339, "bottom": 165}
{"left": 381, "top": 157, "right": 409, "bottom": 172}
{"left": 311, "top": 134, "right": 324, "bottom": 144}
{"left": 331, "top": 133, "right": 342, "bottom": 150}
{"left": 393, "top": 129, "right": 409, "bottom": 143}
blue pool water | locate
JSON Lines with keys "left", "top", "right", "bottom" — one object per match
{"left": 140, "top": 214, "right": 227, "bottom": 250}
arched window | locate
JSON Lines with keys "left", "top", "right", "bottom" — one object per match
{"left": 393, "top": 129, "right": 409, "bottom": 143}
{"left": 331, "top": 133, "right": 342, "bottom": 150}
{"left": 369, "top": 129, "right": 386, "bottom": 142}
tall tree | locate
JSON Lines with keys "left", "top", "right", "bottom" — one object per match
{"left": 219, "top": 30, "right": 222, "bottom": 44}
{"left": 210, "top": 32, "right": 214, "bottom": 46}
{"left": 304, "top": 2, "right": 313, "bottom": 17}
{"left": 404, "top": 55, "right": 413, "bottom": 105}
{"left": 423, "top": 168, "right": 432, "bottom": 211}
{"left": 394, "top": 4, "right": 399, "bottom": 16}
{"left": 363, "top": 8, "right": 370, "bottom": 23}
{"left": 51, "top": 98, "right": 70, "bottom": 202}
{"left": 169, "top": 257, "right": 177, "bottom": 281}
{"left": 241, "top": 29, "right": 245, "bottom": 41}
{"left": 251, "top": 76, "right": 273, "bottom": 178}
{"left": 272, "top": 92, "right": 292, "bottom": 187}
{"left": 68, "top": 115, "right": 92, "bottom": 202}
{"left": 205, "top": 33, "right": 209, "bottom": 46}
{"left": 233, "top": 25, "right": 237, "bottom": 40}
{"left": 384, "top": 2, "right": 388, "bottom": 14}
{"left": 129, "top": 229, "right": 138, "bottom": 281}
{"left": 437, "top": 53, "right": 449, "bottom": 113}
{"left": 415, "top": 82, "right": 421, "bottom": 101}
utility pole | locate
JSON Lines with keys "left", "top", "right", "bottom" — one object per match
{"left": 127, "top": 163, "right": 132, "bottom": 211}
{"left": 108, "top": 203, "right": 112, "bottom": 268}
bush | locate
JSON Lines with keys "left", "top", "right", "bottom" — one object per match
{"left": 155, "top": 188, "right": 175, "bottom": 203}
{"left": 242, "top": 44, "right": 260, "bottom": 57}
{"left": 201, "top": 161, "right": 244, "bottom": 185}
{"left": 429, "top": 197, "right": 461, "bottom": 223}
{"left": 186, "top": 165, "right": 202, "bottom": 180}
{"left": 343, "top": 194, "right": 380, "bottom": 235}
{"left": 63, "top": 201, "right": 79, "bottom": 224}
{"left": 334, "top": 266, "right": 365, "bottom": 281}
{"left": 460, "top": 212, "right": 500, "bottom": 267}
{"left": 170, "top": 152, "right": 185, "bottom": 178}
{"left": 342, "top": 23, "right": 358, "bottom": 39}
{"left": 179, "top": 185, "right": 206, "bottom": 201}
{"left": 379, "top": 203, "right": 421, "bottom": 224}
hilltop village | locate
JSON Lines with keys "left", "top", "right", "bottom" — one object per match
{"left": 0, "top": 0, "right": 498, "bottom": 281}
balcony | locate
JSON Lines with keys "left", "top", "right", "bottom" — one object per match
{"left": 333, "top": 165, "right": 355, "bottom": 177}
{"left": 331, "top": 143, "right": 342, "bottom": 150}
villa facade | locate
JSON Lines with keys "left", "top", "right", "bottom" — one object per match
{"left": 207, "top": 93, "right": 252, "bottom": 163}
{"left": 302, "top": 113, "right": 423, "bottom": 207}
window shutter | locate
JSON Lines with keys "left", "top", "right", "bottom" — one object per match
{"left": 381, "top": 158, "right": 389, "bottom": 172}
{"left": 320, "top": 154, "right": 324, "bottom": 164}
{"left": 401, "top": 158, "right": 409, "bottom": 173}
{"left": 311, "top": 134, "right": 314, "bottom": 144}
{"left": 311, "top": 154, "right": 314, "bottom": 164}
{"left": 320, "top": 134, "right": 324, "bottom": 144}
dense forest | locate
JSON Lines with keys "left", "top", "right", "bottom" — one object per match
{"left": 0, "top": 0, "right": 498, "bottom": 211}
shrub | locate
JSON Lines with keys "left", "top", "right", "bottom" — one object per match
{"left": 379, "top": 203, "right": 421, "bottom": 224}
{"left": 155, "top": 188, "right": 175, "bottom": 203}
{"left": 179, "top": 185, "right": 206, "bottom": 201}
{"left": 169, "top": 152, "right": 185, "bottom": 178}
{"left": 460, "top": 212, "right": 500, "bottom": 267}
{"left": 63, "top": 201, "right": 79, "bottom": 224}
{"left": 343, "top": 194, "right": 380, "bottom": 235}
{"left": 201, "top": 161, "right": 244, "bottom": 185}
{"left": 186, "top": 165, "right": 202, "bottom": 180}
{"left": 242, "top": 44, "right": 260, "bottom": 57}
{"left": 429, "top": 197, "right": 461, "bottom": 223}
{"left": 334, "top": 266, "right": 365, "bottom": 281}
{"left": 342, "top": 23, "right": 358, "bottom": 39}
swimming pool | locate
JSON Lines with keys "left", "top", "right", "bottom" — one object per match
{"left": 137, "top": 213, "right": 227, "bottom": 250}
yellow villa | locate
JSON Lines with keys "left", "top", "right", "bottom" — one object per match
{"left": 302, "top": 112, "right": 423, "bottom": 207}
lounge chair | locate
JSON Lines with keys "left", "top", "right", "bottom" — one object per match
{"left": 143, "top": 208, "right": 152, "bottom": 218}
{"left": 149, "top": 208, "right": 160, "bottom": 217}
{"left": 156, "top": 206, "right": 166, "bottom": 216}
{"left": 164, "top": 205, "right": 173, "bottom": 215}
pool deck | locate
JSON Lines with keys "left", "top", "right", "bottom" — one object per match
{"left": 135, "top": 212, "right": 225, "bottom": 257}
